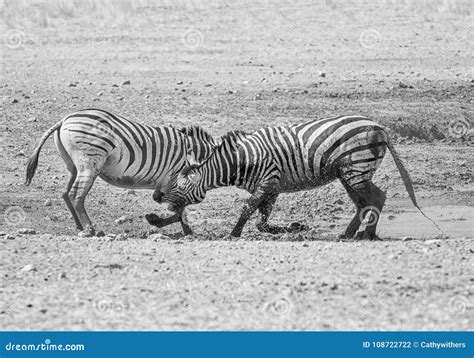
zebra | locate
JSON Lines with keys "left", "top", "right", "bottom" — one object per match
{"left": 153, "top": 115, "right": 436, "bottom": 239}
{"left": 25, "top": 108, "right": 217, "bottom": 237}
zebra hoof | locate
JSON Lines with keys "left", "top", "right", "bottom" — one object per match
{"left": 78, "top": 228, "right": 95, "bottom": 238}
{"left": 223, "top": 234, "right": 239, "bottom": 241}
{"left": 145, "top": 213, "right": 164, "bottom": 227}
{"left": 287, "top": 222, "right": 308, "bottom": 232}
{"left": 354, "top": 231, "right": 380, "bottom": 240}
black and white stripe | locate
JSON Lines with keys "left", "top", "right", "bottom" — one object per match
{"left": 25, "top": 108, "right": 217, "bottom": 236}
{"left": 161, "top": 115, "right": 421, "bottom": 238}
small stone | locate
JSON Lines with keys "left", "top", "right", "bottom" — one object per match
{"left": 0, "top": 231, "right": 6, "bottom": 236}
{"left": 334, "top": 199, "right": 344, "bottom": 205}
{"left": 177, "top": 81, "right": 184, "bottom": 85}
{"left": 68, "top": 82, "right": 77, "bottom": 87}
{"left": 106, "top": 233, "right": 116, "bottom": 239}
{"left": 17, "top": 228, "right": 36, "bottom": 235}
{"left": 330, "top": 284, "right": 338, "bottom": 290}
{"left": 5, "top": 234, "right": 15, "bottom": 240}
{"left": 21, "top": 264, "right": 37, "bottom": 272}
{"left": 58, "top": 272, "right": 67, "bottom": 279}
{"left": 39, "top": 234, "right": 52, "bottom": 240}
{"left": 148, "top": 233, "right": 170, "bottom": 241}
{"left": 122, "top": 80, "right": 131, "bottom": 86}
{"left": 44, "top": 199, "right": 52, "bottom": 206}
{"left": 388, "top": 215, "right": 396, "bottom": 220}
{"left": 228, "top": 90, "right": 233, "bottom": 94}
{"left": 402, "top": 236, "right": 414, "bottom": 241}
{"left": 116, "top": 96, "right": 124, "bottom": 101}
{"left": 97, "top": 91, "right": 103, "bottom": 96}
{"left": 126, "top": 189, "right": 137, "bottom": 195}
{"left": 318, "top": 71, "right": 326, "bottom": 78}
{"left": 11, "top": 98, "right": 19, "bottom": 104}
{"left": 115, "top": 215, "right": 133, "bottom": 225}
{"left": 254, "top": 93, "right": 262, "bottom": 100}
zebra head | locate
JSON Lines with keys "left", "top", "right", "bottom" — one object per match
{"left": 179, "top": 125, "right": 218, "bottom": 164}
{"left": 161, "top": 163, "right": 207, "bottom": 212}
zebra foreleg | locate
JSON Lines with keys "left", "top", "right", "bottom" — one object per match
{"left": 145, "top": 210, "right": 193, "bottom": 236}
{"left": 145, "top": 213, "right": 180, "bottom": 227}
{"left": 230, "top": 185, "right": 280, "bottom": 237}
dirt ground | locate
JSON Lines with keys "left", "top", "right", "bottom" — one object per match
{"left": 0, "top": 1, "right": 472, "bottom": 330}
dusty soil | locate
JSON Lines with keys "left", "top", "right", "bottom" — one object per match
{"left": 0, "top": 1, "right": 472, "bottom": 330}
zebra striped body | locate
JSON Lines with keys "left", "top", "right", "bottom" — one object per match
{"left": 161, "top": 115, "right": 419, "bottom": 238}
{"left": 234, "top": 115, "right": 387, "bottom": 194}
{"left": 57, "top": 109, "right": 215, "bottom": 189}
{"left": 26, "top": 108, "right": 217, "bottom": 236}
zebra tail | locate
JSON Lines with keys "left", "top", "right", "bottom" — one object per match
{"left": 25, "top": 119, "right": 64, "bottom": 185}
{"left": 386, "top": 138, "right": 445, "bottom": 234}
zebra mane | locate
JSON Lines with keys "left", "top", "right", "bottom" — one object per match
{"left": 181, "top": 129, "right": 249, "bottom": 176}
{"left": 179, "top": 125, "right": 217, "bottom": 146}
{"left": 219, "top": 130, "right": 249, "bottom": 148}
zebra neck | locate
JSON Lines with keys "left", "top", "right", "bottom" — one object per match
{"left": 201, "top": 147, "right": 238, "bottom": 189}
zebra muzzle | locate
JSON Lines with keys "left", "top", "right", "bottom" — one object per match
{"left": 153, "top": 190, "right": 165, "bottom": 203}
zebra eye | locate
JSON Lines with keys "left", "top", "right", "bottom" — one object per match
{"left": 188, "top": 172, "right": 200, "bottom": 184}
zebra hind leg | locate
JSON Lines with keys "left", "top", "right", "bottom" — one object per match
{"left": 63, "top": 166, "right": 83, "bottom": 231}
{"left": 55, "top": 131, "right": 83, "bottom": 230}
{"left": 68, "top": 165, "right": 100, "bottom": 237}
{"left": 340, "top": 179, "right": 386, "bottom": 240}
